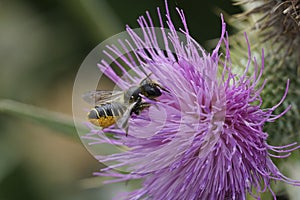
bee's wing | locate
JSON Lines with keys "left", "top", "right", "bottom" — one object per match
{"left": 82, "top": 90, "right": 124, "bottom": 105}
{"left": 116, "top": 102, "right": 137, "bottom": 135}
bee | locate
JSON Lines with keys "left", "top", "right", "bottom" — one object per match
{"left": 83, "top": 75, "right": 169, "bottom": 136}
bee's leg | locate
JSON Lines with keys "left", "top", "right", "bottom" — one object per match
{"left": 130, "top": 96, "right": 143, "bottom": 115}
{"left": 125, "top": 126, "right": 129, "bottom": 137}
{"left": 139, "top": 102, "right": 151, "bottom": 109}
{"left": 136, "top": 102, "right": 151, "bottom": 115}
{"left": 130, "top": 101, "right": 151, "bottom": 115}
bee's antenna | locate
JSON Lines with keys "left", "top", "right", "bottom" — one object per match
{"left": 157, "top": 84, "right": 170, "bottom": 93}
{"left": 139, "top": 72, "right": 153, "bottom": 83}
{"left": 138, "top": 65, "right": 149, "bottom": 78}
{"left": 146, "top": 72, "right": 153, "bottom": 79}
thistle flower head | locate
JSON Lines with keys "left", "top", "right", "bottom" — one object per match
{"left": 235, "top": 0, "right": 300, "bottom": 61}
{"left": 82, "top": 2, "right": 300, "bottom": 200}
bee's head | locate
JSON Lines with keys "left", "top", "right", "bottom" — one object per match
{"left": 139, "top": 74, "right": 169, "bottom": 99}
{"left": 142, "top": 81, "right": 170, "bottom": 99}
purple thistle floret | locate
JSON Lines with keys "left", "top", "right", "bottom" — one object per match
{"left": 83, "top": 3, "right": 300, "bottom": 200}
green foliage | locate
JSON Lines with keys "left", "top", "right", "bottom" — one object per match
{"left": 0, "top": 99, "right": 83, "bottom": 139}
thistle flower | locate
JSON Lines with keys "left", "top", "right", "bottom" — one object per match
{"left": 235, "top": 0, "right": 300, "bottom": 64}
{"left": 83, "top": 3, "right": 300, "bottom": 200}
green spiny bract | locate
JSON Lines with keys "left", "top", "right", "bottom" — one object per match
{"left": 230, "top": 0, "right": 300, "bottom": 146}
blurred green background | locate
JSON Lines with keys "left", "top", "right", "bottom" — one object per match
{"left": 0, "top": 0, "right": 242, "bottom": 199}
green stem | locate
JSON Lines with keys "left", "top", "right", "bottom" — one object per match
{"left": 0, "top": 99, "right": 87, "bottom": 140}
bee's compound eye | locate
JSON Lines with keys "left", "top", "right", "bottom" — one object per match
{"left": 145, "top": 84, "right": 162, "bottom": 97}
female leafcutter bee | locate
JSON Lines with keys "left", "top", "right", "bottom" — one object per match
{"left": 83, "top": 75, "right": 169, "bottom": 136}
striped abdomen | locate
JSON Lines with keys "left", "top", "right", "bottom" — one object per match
{"left": 87, "top": 102, "right": 126, "bottom": 128}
